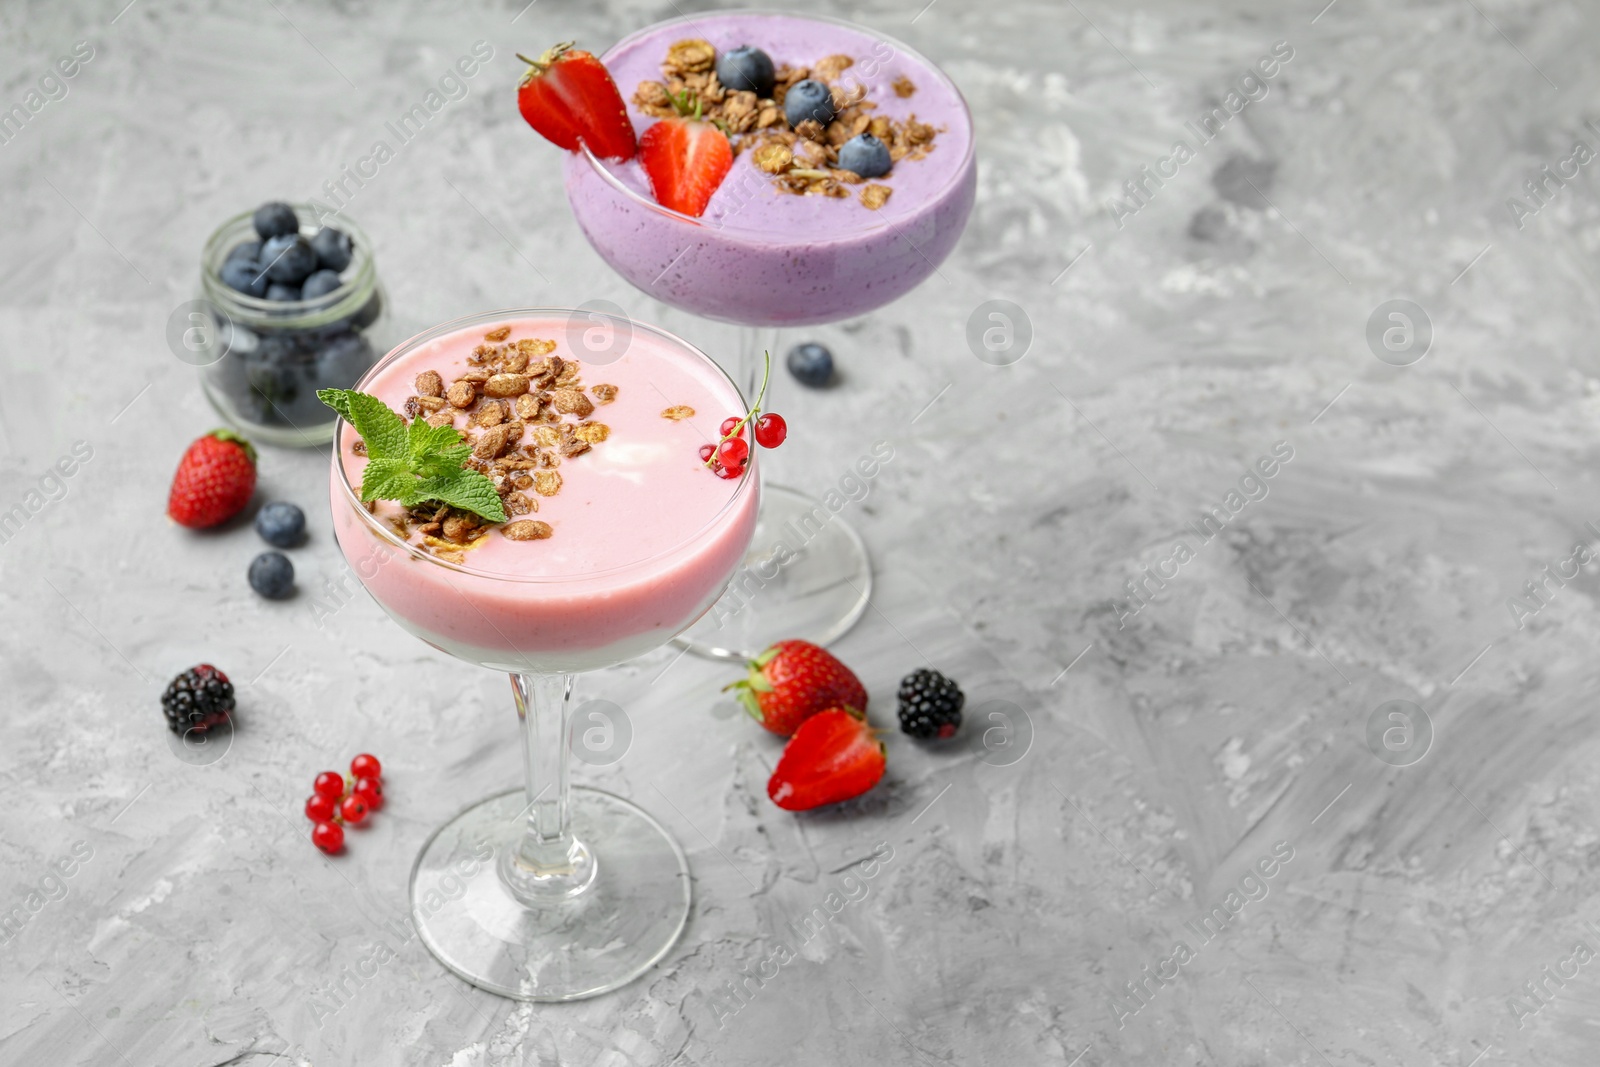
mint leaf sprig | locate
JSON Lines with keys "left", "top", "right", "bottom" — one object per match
{"left": 704, "top": 350, "right": 771, "bottom": 469}
{"left": 320, "top": 388, "right": 507, "bottom": 524}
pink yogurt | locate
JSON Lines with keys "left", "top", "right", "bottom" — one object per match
{"left": 562, "top": 12, "right": 977, "bottom": 326}
{"left": 329, "top": 313, "right": 760, "bottom": 673}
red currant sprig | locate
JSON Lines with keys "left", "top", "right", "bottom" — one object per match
{"left": 704, "top": 351, "right": 785, "bottom": 477}
{"left": 305, "top": 753, "right": 385, "bottom": 855}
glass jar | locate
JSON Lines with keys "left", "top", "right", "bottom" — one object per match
{"left": 194, "top": 206, "right": 391, "bottom": 447}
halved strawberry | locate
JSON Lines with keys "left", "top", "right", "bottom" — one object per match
{"left": 638, "top": 95, "right": 732, "bottom": 218}
{"left": 517, "top": 43, "right": 636, "bottom": 161}
{"left": 726, "top": 639, "right": 868, "bottom": 737}
{"left": 768, "top": 707, "right": 886, "bottom": 812}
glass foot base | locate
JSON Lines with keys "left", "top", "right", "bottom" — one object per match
{"left": 673, "top": 483, "right": 872, "bottom": 661}
{"left": 409, "top": 786, "right": 690, "bottom": 1002}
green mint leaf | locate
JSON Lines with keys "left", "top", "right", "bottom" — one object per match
{"left": 408, "top": 419, "right": 474, "bottom": 478}
{"left": 358, "top": 457, "right": 423, "bottom": 505}
{"left": 345, "top": 392, "right": 409, "bottom": 461}
{"left": 317, "top": 388, "right": 356, "bottom": 422}
{"left": 418, "top": 470, "right": 507, "bottom": 523}
{"left": 329, "top": 389, "right": 507, "bottom": 524}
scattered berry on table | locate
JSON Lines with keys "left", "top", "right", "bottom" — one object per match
{"left": 755, "top": 413, "right": 787, "bottom": 448}
{"left": 785, "top": 342, "right": 833, "bottom": 387}
{"left": 299, "top": 269, "right": 343, "bottom": 301}
{"left": 784, "top": 79, "right": 835, "bottom": 129}
{"left": 260, "top": 234, "right": 317, "bottom": 284}
{"left": 339, "top": 794, "right": 370, "bottom": 826}
{"left": 219, "top": 258, "right": 268, "bottom": 298}
{"left": 255, "top": 501, "right": 306, "bottom": 548}
{"left": 167, "top": 430, "right": 257, "bottom": 528}
{"left": 312, "top": 820, "right": 344, "bottom": 854}
{"left": 248, "top": 551, "right": 295, "bottom": 599}
{"left": 350, "top": 753, "right": 382, "bottom": 779}
{"left": 767, "top": 707, "right": 886, "bottom": 811}
{"left": 310, "top": 226, "right": 353, "bottom": 272}
{"left": 896, "top": 668, "right": 965, "bottom": 739}
{"left": 160, "top": 664, "right": 234, "bottom": 735}
{"left": 353, "top": 776, "right": 384, "bottom": 810}
{"left": 838, "top": 133, "right": 892, "bottom": 179}
{"left": 305, "top": 794, "right": 337, "bottom": 822}
{"left": 716, "top": 45, "right": 775, "bottom": 97}
{"left": 727, "top": 639, "right": 868, "bottom": 736}
{"left": 252, "top": 201, "right": 299, "bottom": 240}
{"left": 313, "top": 771, "right": 345, "bottom": 799}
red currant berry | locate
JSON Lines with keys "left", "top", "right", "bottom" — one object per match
{"left": 313, "top": 771, "right": 345, "bottom": 799}
{"left": 312, "top": 821, "right": 344, "bottom": 854}
{"left": 353, "top": 776, "right": 384, "bottom": 810}
{"left": 719, "top": 416, "right": 745, "bottom": 439}
{"left": 340, "top": 795, "right": 370, "bottom": 826}
{"left": 717, "top": 437, "right": 749, "bottom": 468}
{"left": 755, "top": 413, "right": 787, "bottom": 448}
{"left": 305, "top": 794, "right": 337, "bottom": 822}
{"left": 714, "top": 461, "right": 744, "bottom": 479}
{"left": 350, "top": 753, "right": 382, "bottom": 779}
{"left": 698, "top": 443, "right": 716, "bottom": 462}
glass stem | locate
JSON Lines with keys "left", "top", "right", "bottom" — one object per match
{"left": 737, "top": 325, "right": 779, "bottom": 410}
{"left": 501, "top": 671, "right": 596, "bottom": 903}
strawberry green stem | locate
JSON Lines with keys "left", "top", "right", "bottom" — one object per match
{"left": 706, "top": 350, "right": 771, "bottom": 468}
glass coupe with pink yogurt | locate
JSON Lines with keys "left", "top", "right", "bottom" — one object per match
{"left": 329, "top": 309, "right": 758, "bottom": 1001}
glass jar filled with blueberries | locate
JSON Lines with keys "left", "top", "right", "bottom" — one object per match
{"left": 196, "top": 201, "right": 389, "bottom": 446}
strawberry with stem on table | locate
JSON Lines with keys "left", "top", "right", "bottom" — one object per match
{"left": 726, "top": 639, "right": 867, "bottom": 737}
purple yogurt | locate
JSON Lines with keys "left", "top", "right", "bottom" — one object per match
{"left": 563, "top": 12, "right": 976, "bottom": 327}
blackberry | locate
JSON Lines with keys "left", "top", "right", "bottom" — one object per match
{"left": 896, "top": 668, "right": 964, "bottom": 739}
{"left": 161, "top": 664, "right": 235, "bottom": 735}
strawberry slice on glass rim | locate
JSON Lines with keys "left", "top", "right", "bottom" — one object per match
{"left": 516, "top": 42, "right": 637, "bottom": 161}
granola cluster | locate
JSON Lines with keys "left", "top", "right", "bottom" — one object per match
{"left": 369, "top": 324, "right": 620, "bottom": 562}
{"left": 630, "top": 40, "right": 938, "bottom": 210}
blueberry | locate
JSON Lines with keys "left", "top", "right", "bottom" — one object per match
{"left": 226, "top": 240, "right": 262, "bottom": 264}
{"left": 255, "top": 502, "right": 306, "bottom": 547}
{"left": 784, "top": 79, "right": 835, "bottom": 128}
{"left": 786, "top": 342, "right": 834, "bottom": 387}
{"left": 252, "top": 201, "right": 300, "bottom": 240}
{"left": 310, "top": 227, "right": 353, "bottom": 272}
{"left": 265, "top": 283, "right": 301, "bottom": 302}
{"left": 219, "top": 258, "right": 268, "bottom": 298}
{"left": 313, "top": 333, "right": 377, "bottom": 390}
{"left": 350, "top": 289, "right": 382, "bottom": 330}
{"left": 248, "top": 551, "right": 295, "bottom": 599}
{"left": 716, "top": 45, "right": 775, "bottom": 97}
{"left": 300, "top": 269, "right": 344, "bottom": 301}
{"left": 260, "top": 234, "right": 317, "bottom": 284}
{"left": 838, "top": 133, "right": 891, "bottom": 179}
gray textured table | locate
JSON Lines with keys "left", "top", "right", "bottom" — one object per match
{"left": 4, "top": 0, "right": 1598, "bottom": 1063}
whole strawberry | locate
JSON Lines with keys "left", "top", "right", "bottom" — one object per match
{"left": 767, "top": 707, "right": 886, "bottom": 811}
{"left": 726, "top": 639, "right": 867, "bottom": 736}
{"left": 167, "top": 429, "right": 257, "bottom": 528}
